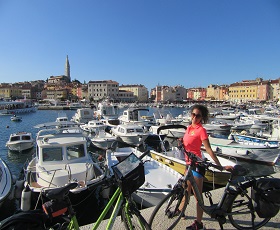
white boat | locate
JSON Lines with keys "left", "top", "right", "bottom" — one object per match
{"left": 55, "top": 112, "right": 69, "bottom": 123}
{"left": 71, "top": 108, "right": 94, "bottom": 124}
{"left": 208, "top": 136, "right": 280, "bottom": 166}
{"left": 215, "top": 114, "right": 239, "bottom": 120}
{"left": 80, "top": 120, "right": 106, "bottom": 133}
{"left": 95, "top": 100, "right": 119, "bottom": 121}
{"left": 68, "top": 102, "right": 82, "bottom": 110}
{"left": 0, "top": 110, "right": 14, "bottom": 116}
{"left": 6, "top": 132, "right": 35, "bottom": 152}
{"left": 106, "top": 146, "right": 181, "bottom": 207}
{"left": 10, "top": 115, "right": 22, "bottom": 122}
{"left": 118, "top": 107, "right": 156, "bottom": 128}
{"left": 229, "top": 131, "right": 280, "bottom": 148}
{"left": 111, "top": 124, "right": 149, "bottom": 147}
{"left": 89, "top": 129, "right": 118, "bottom": 150}
{"left": 0, "top": 158, "right": 14, "bottom": 208}
{"left": 204, "top": 120, "right": 232, "bottom": 134}
{"left": 0, "top": 99, "right": 37, "bottom": 114}
{"left": 154, "top": 112, "right": 183, "bottom": 126}
{"left": 22, "top": 123, "right": 106, "bottom": 207}
{"left": 149, "top": 124, "right": 186, "bottom": 139}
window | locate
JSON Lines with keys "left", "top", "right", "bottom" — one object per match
{"left": 67, "top": 144, "right": 85, "bottom": 160}
{"left": 43, "top": 147, "right": 63, "bottom": 162}
{"left": 22, "top": 135, "right": 31, "bottom": 140}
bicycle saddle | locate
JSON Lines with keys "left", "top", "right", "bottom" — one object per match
{"left": 44, "top": 182, "right": 78, "bottom": 200}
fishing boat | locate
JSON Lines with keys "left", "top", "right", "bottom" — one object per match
{"left": 20, "top": 122, "right": 106, "bottom": 210}
{"left": 6, "top": 132, "right": 35, "bottom": 152}
{"left": 149, "top": 125, "right": 237, "bottom": 185}
{"left": 0, "top": 158, "right": 14, "bottom": 208}
{"left": 106, "top": 144, "right": 181, "bottom": 207}
{"left": 208, "top": 136, "right": 280, "bottom": 166}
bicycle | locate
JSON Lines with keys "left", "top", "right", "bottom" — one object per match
{"left": 148, "top": 149, "right": 280, "bottom": 230}
{"left": 0, "top": 150, "right": 151, "bottom": 230}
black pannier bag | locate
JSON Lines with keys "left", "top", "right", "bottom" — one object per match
{"left": 111, "top": 153, "right": 145, "bottom": 197}
{"left": 253, "top": 178, "right": 280, "bottom": 218}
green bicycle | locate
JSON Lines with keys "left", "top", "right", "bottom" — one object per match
{"left": 0, "top": 150, "right": 151, "bottom": 230}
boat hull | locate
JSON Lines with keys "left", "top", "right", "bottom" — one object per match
{"left": 6, "top": 141, "right": 34, "bottom": 152}
{"left": 150, "top": 149, "right": 234, "bottom": 186}
{"left": 0, "top": 158, "right": 14, "bottom": 208}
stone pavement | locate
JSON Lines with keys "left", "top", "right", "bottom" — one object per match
{"left": 81, "top": 172, "right": 280, "bottom": 230}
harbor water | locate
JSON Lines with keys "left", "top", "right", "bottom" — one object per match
{"left": 0, "top": 107, "right": 278, "bottom": 224}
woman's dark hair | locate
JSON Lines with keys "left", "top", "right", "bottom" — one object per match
{"left": 191, "top": 104, "right": 209, "bottom": 124}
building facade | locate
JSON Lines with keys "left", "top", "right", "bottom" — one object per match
{"left": 88, "top": 80, "right": 119, "bottom": 101}
{"left": 119, "top": 84, "right": 148, "bottom": 102}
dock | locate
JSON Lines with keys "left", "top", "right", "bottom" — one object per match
{"left": 81, "top": 171, "right": 280, "bottom": 229}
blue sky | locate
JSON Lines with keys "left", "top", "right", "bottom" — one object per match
{"left": 0, "top": 0, "right": 280, "bottom": 92}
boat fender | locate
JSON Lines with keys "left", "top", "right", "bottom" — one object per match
{"left": 14, "top": 180, "right": 24, "bottom": 199}
{"left": 21, "top": 185, "right": 31, "bottom": 211}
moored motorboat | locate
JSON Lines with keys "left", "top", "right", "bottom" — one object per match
{"left": 208, "top": 136, "right": 280, "bottom": 166}
{"left": 20, "top": 122, "right": 106, "bottom": 210}
{"left": 110, "top": 123, "right": 149, "bottom": 147}
{"left": 89, "top": 129, "right": 118, "bottom": 150}
{"left": 106, "top": 145, "right": 181, "bottom": 207}
{"left": 0, "top": 158, "right": 15, "bottom": 208}
{"left": 80, "top": 120, "right": 106, "bottom": 133}
{"left": 228, "top": 131, "right": 280, "bottom": 148}
{"left": 148, "top": 125, "right": 237, "bottom": 185}
{"left": 6, "top": 132, "right": 35, "bottom": 152}
{"left": 118, "top": 107, "right": 156, "bottom": 128}
{"left": 10, "top": 115, "right": 22, "bottom": 122}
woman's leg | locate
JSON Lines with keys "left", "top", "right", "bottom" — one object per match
{"left": 192, "top": 176, "right": 204, "bottom": 223}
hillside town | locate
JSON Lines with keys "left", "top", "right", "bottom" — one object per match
{"left": 0, "top": 56, "right": 279, "bottom": 105}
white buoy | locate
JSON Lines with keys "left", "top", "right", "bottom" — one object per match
{"left": 20, "top": 185, "right": 31, "bottom": 211}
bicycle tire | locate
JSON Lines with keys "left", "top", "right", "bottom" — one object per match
{"left": 121, "top": 205, "right": 151, "bottom": 230}
{"left": 228, "top": 191, "right": 270, "bottom": 230}
{"left": 148, "top": 187, "right": 188, "bottom": 230}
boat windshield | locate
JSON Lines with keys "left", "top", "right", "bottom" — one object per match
{"left": 43, "top": 147, "right": 63, "bottom": 162}
{"left": 66, "top": 144, "right": 85, "bottom": 160}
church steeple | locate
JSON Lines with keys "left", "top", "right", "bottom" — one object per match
{"left": 65, "top": 55, "right": 70, "bottom": 81}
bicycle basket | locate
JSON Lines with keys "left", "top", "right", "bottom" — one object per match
{"left": 253, "top": 178, "right": 280, "bottom": 218}
{"left": 111, "top": 152, "right": 145, "bottom": 196}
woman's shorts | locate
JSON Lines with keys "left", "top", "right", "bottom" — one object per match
{"left": 192, "top": 165, "right": 206, "bottom": 178}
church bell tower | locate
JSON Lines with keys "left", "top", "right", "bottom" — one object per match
{"left": 65, "top": 55, "right": 70, "bottom": 82}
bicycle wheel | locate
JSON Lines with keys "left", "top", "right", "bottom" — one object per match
{"left": 228, "top": 191, "right": 270, "bottom": 230}
{"left": 121, "top": 204, "right": 151, "bottom": 230}
{"left": 148, "top": 187, "right": 188, "bottom": 230}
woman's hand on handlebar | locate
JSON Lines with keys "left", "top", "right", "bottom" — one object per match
{"left": 223, "top": 165, "right": 234, "bottom": 172}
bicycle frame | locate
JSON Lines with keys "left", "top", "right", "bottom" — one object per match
{"left": 184, "top": 163, "right": 256, "bottom": 223}
{"left": 67, "top": 187, "right": 124, "bottom": 230}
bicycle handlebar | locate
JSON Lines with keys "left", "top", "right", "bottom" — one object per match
{"left": 138, "top": 149, "right": 150, "bottom": 160}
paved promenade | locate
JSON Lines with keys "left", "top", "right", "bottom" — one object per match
{"left": 81, "top": 172, "right": 280, "bottom": 229}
